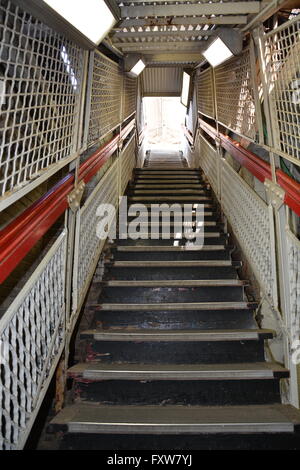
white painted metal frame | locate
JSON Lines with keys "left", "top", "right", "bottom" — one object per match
{"left": 0, "top": 0, "right": 85, "bottom": 210}
{"left": 72, "top": 160, "right": 119, "bottom": 316}
{"left": 221, "top": 159, "right": 277, "bottom": 303}
{"left": 214, "top": 48, "right": 258, "bottom": 141}
{"left": 197, "top": 68, "right": 215, "bottom": 120}
{"left": 261, "top": 16, "right": 300, "bottom": 166}
{"left": 85, "top": 50, "right": 122, "bottom": 148}
{"left": 0, "top": 231, "right": 67, "bottom": 450}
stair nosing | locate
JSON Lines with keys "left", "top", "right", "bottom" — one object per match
{"left": 81, "top": 328, "right": 272, "bottom": 341}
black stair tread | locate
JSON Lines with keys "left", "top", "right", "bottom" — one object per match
{"left": 81, "top": 328, "right": 273, "bottom": 341}
{"left": 68, "top": 362, "right": 289, "bottom": 380}
{"left": 129, "top": 197, "right": 211, "bottom": 201}
{"left": 49, "top": 403, "right": 300, "bottom": 434}
{"left": 131, "top": 189, "right": 206, "bottom": 193}
{"left": 100, "top": 280, "right": 248, "bottom": 287}
{"left": 133, "top": 184, "right": 206, "bottom": 188}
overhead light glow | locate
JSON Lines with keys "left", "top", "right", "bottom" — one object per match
{"left": 43, "top": 0, "right": 116, "bottom": 45}
{"left": 203, "top": 37, "right": 234, "bottom": 67}
{"left": 181, "top": 72, "right": 190, "bottom": 107}
{"left": 130, "top": 59, "right": 146, "bottom": 76}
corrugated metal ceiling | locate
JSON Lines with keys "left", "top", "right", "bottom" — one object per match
{"left": 142, "top": 67, "right": 183, "bottom": 96}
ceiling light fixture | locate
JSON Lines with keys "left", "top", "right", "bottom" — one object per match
{"left": 202, "top": 28, "right": 243, "bottom": 67}
{"left": 42, "top": 0, "right": 118, "bottom": 45}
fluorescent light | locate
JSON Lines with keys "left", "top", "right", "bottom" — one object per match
{"left": 43, "top": 0, "right": 116, "bottom": 45}
{"left": 203, "top": 37, "right": 234, "bottom": 67}
{"left": 181, "top": 72, "right": 190, "bottom": 107}
{"left": 130, "top": 59, "right": 146, "bottom": 76}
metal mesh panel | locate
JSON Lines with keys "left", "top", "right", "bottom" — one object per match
{"left": 0, "top": 232, "right": 66, "bottom": 450}
{"left": 221, "top": 160, "right": 275, "bottom": 300}
{"left": 286, "top": 228, "right": 300, "bottom": 352}
{"left": 122, "top": 74, "right": 137, "bottom": 120}
{"left": 121, "top": 135, "right": 135, "bottom": 194}
{"left": 0, "top": 0, "right": 84, "bottom": 198}
{"left": 215, "top": 49, "right": 257, "bottom": 140}
{"left": 76, "top": 160, "right": 118, "bottom": 302}
{"left": 197, "top": 68, "right": 215, "bottom": 119}
{"left": 87, "top": 51, "right": 122, "bottom": 146}
{"left": 199, "top": 134, "right": 219, "bottom": 196}
{"left": 263, "top": 16, "right": 300, "bottom": 164}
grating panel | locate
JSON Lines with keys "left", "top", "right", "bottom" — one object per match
{"left": 215, "top": 48, "right": 257, "bottom": 140}
{"left": 76, "top": 160, "right": 118, "bottom": 304}
{"left": 221, "top": 159, "right": 275, "bottom": 301}
{"left": 121, "top": 135, "right": 135, "bottom": 194}
{"left": 0, "top": 232, "right": 66, "bottom": 450}
{"left": 263, "top": 16, "right": 300, "bottom": 164}
{"left": 122, "top": 74, "right": 137, "bottom": 120}
{"left": 0, "top": 0, "right": 84, "bottom": 198}
{"left": 87, "top": 51, "right": 122, "bottom": 146}
{"left": 286, "top": 228, "right": 300, "bottom": 355}
{"left": 199, "top": 134, "right": 219, "bottom": 196}
{"left": 197, "top": 68, "right": 215, "bottom": 119}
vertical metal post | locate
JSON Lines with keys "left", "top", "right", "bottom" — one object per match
{"left": 212, "top": 67, "right": 222, "bottom": 200}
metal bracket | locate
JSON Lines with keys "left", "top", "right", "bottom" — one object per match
{"left": 264, "top": 178, "right": 285, "bottom": 211}
{"left": 67, "top": 180, "right": 85, "bottom": 212}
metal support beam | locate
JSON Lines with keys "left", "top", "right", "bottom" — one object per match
{"left": 112, "top": 41, "right": 207, "bottom": 51}
{"left": 113, "top": 30, "right": 215, "bottom": 39}
{"left": 120, "top": 2, "right": 261, "bottom": 18}
{"left": 115, "top": 16, "right": 248, "bottom": 28}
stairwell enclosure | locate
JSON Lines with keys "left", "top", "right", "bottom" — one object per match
{"left": 0, "top": 0, "right": 300, "bottom": 450}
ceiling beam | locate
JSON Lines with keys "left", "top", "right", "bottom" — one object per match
{"left": 114, "top": 16, "right": 248, "bottom": 29}
{"left": 113, "top": 41, "right": 208, "bottom": 52}
{"left": 113, "top": 30, "right": 215, "bottom": 39}
{"left": 145, "top": 52, "right": 205, "bottom": 63}
{"left": 120, "top": 2, "right": 261, "bottom": 18}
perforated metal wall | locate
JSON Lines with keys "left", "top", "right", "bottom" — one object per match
{"left": 286, "top": 228, "right": 300, "bottom": 356}
{"left": 0, "top": 0, "right": 84, "bottom": 199}
{"left": 214, "top": 49, "right": 257, "bottom": 140}
{"left": 221, "top": 159, "right": 276, "bottom": 301}
{"left": 87, "top": 51, "right": 122, "bottom": 146}
{"left": 263, "top": 16, "right": 300, "bottom": 165}
{"left": 121, "top": 135, "right": 135, "bottom": 194}
{"left": 199, "top": 134, "right": 219, "bottom": 196}
{"left": 197, "top": 68, "right": 215, "bottom": 119}
{"left": 76, "top": 160, "right": 118, "bottom": 305}
{"left": 0, "top": 232, "right": 66, "bottom": 450}
{"left": 122, "top": 74, "right": 137, "bottom": 121}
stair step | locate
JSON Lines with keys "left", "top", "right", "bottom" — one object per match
{"left": 49, "top": 404, "right": 300, "bottom": 435}
{"left": 81, "top": 329, "right": 272, "bottom": 341}
{"left": 131, "top": 189, "right": 206, "bottom": 194}
{"left": 68, "top": 362, "right": 289, "bottom": 381}
{"left": 129, "top": 196, "right": 211, "bottom": 202}
{"left": 100, "top": 279, "right": 247, "bottom": 287}
{"left": 90, "top": 301, "right": 256, "bottom": 311}
{"left": 110, "top": 260, "right": 236, "bottom": 267}
{"left": 99, "top": 285, "right": 244, "bottom": 303}
{"left": 116, "top": 244, "right": 223, "bottom": 251}
{"left": 133, "top": 184, "right": 206, "bottom": 189}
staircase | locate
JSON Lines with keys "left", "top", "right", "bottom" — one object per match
{"left": 49, "top": 165, "right": 300, "bottom": 450}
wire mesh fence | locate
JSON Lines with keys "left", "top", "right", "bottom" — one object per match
{"left": 0, "top": 0, "right": 84, "bottom": 200}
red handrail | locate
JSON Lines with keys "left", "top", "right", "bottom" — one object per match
{"left": 0, "top": 118, "right": 135, "bottom": 283}
{"left": 199, "top": 118, "right": 300, "bottom": 217}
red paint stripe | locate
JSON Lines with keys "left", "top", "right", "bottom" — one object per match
{"left": 199, "top": 118, "right": 300, "bottom": 216}
{"left": 0, "top": 119, "right": 135, "bottom": 283}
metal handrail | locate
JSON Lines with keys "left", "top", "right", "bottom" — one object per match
{"left": 198, "top": 117, "right": 300, "bottom": 217}
{"left": 0, "top": 118, "right": 135, "bottom": 283}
